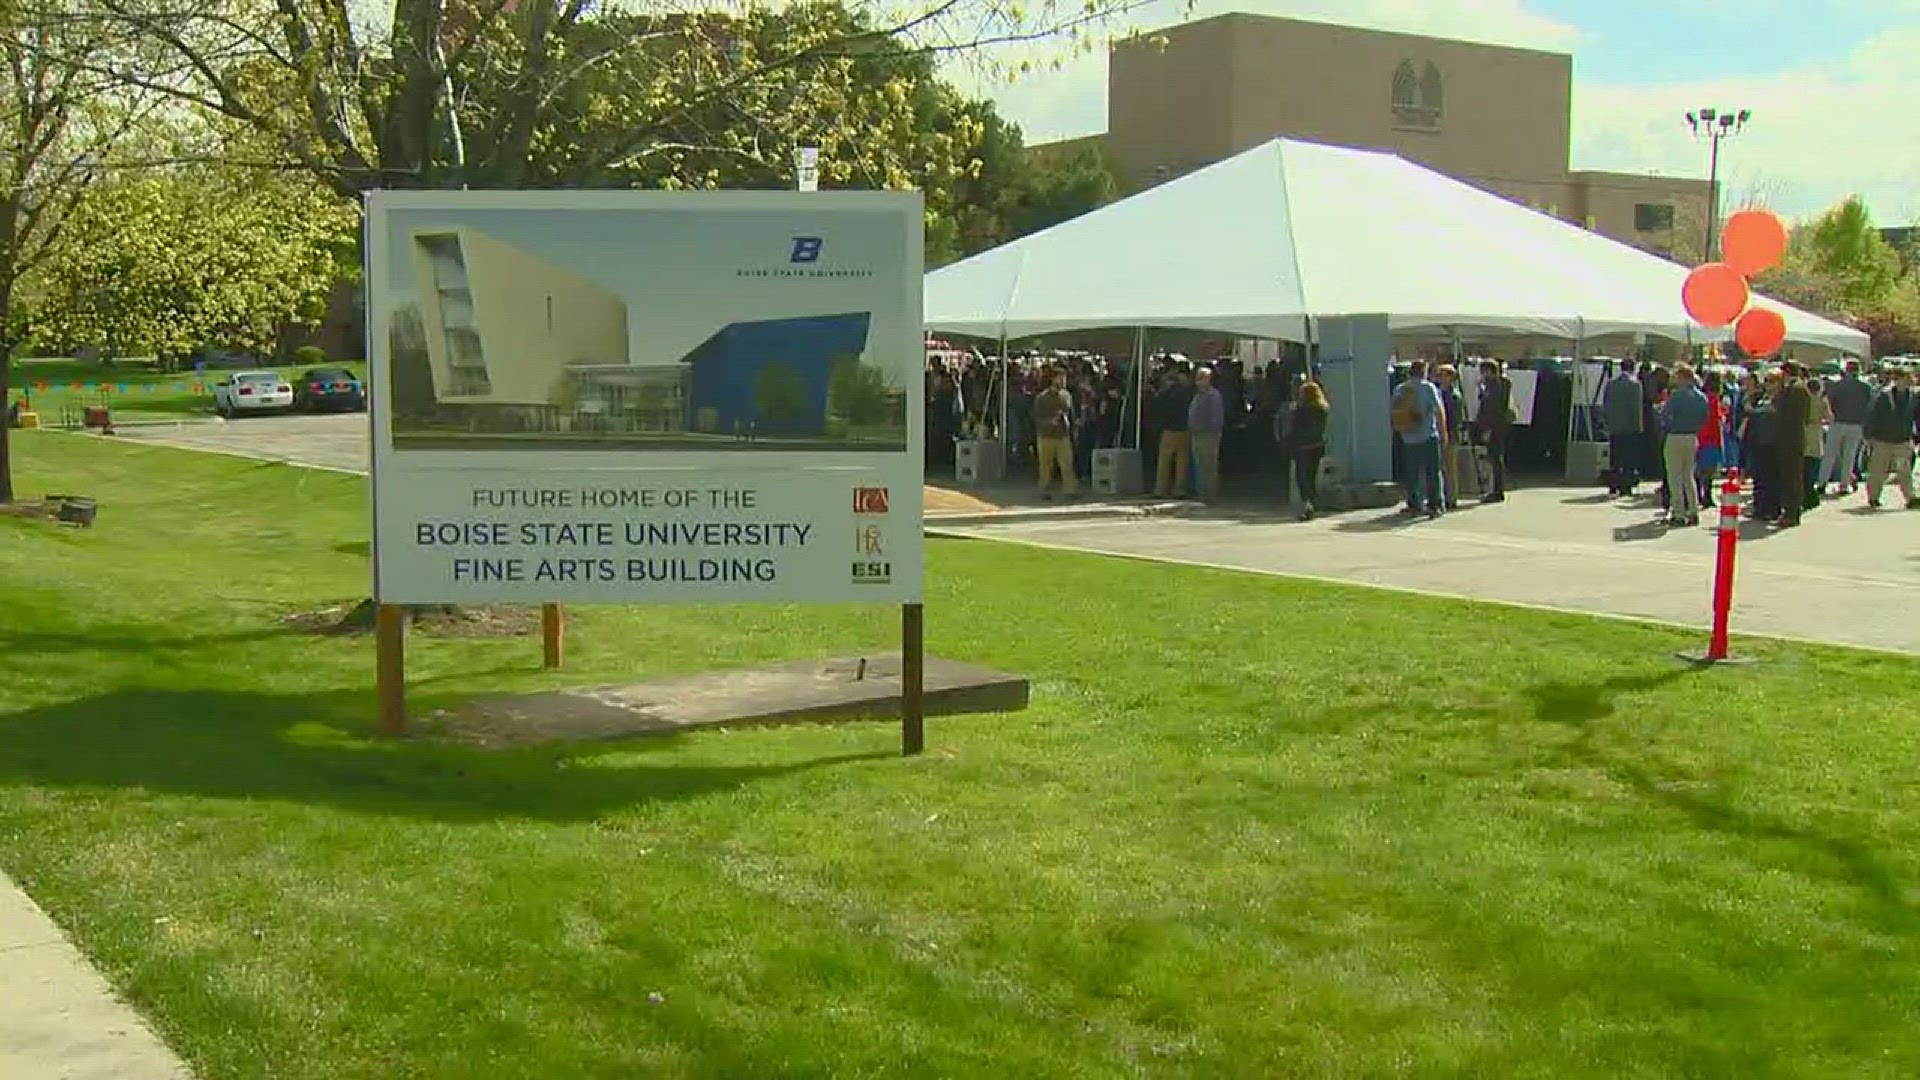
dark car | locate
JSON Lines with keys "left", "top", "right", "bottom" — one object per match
{"left": 293, "top": 368, "right": 367, "bottom": 412}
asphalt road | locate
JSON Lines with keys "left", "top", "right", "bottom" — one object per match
{"left": 113, "top": 412, "right": 371, "bottom": 473}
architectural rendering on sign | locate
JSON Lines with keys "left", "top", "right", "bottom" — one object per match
{"left": 386, "top": 221, "right": 909, "bottom": 452}
{"left": 408, "top": 227, "right": 631, "bottom": 405}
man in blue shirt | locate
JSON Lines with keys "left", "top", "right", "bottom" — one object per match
{"left": 1394, "top": 360, "right": 1446, "bottom": 518}
{"left": 1188, "top": 367, "right": 1226, "bottom": 502}
{"left": 1658, "top": 363, "right": 1712, "bottom": 526}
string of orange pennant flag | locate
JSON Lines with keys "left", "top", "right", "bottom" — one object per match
{"left": 29, "top": 381, "right": 210, "bottom": 395}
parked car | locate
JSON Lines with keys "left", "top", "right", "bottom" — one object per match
{"left": 213, "top": 371, "right": 294, "bottom": 417}
{"left": 293, "top": 367, "right": 367, "bottom": 412}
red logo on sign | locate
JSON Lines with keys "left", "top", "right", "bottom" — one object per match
{"left": 854, "top": 487, "right": 890, "bottom": 514}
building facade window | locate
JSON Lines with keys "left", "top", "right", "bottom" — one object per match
{"left": 418, "top": 235, "right": 492, "bottom": 396}
{"left": 1391, "top": 58, "right": 1442, "bottom": 129}
{"left": 1634, "top": 203, "right": 1676, "bottom": 232}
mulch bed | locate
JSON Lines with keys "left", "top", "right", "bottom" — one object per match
{"left": 284, "top": 599, "right": 539, "bottom": 638}
{"left": 0, "top": 499, "right": 58, "bottom": 521}
{"left": 1, "top": 497, "right": 94, "bottom": 526}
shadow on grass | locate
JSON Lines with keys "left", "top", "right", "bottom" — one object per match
{"left": 1527, "top": 667, "right": 1917, "bottom": 922}
{"left": 0, "top": 627, "right": 298, "bottom": 656}
{"left": 0, "top": 687, "right": 889, "bottom": 824}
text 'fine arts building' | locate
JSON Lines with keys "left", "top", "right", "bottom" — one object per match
{"left": 398, "top": 227, "right": 888, "bottom": 445}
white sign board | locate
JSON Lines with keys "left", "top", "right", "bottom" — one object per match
{"left": 365, "top": 189, "right": 924, "bottom": 605}
{"left": 1507, "top": 368, "right": 1540, "bottom": 425}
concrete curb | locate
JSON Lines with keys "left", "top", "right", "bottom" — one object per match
{"left": 926, "top": 499, "right": 1196, "bottom": 528}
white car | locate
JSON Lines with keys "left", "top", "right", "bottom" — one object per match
{"left": 213, "top": 371, "right": 294, "bottom": 417}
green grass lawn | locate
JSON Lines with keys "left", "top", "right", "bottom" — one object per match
{"left": 4, "top": 431, "right": 1920, "bottom": 1078}
{"left": 8, "top": 359, "right": 366, "bottom": 422}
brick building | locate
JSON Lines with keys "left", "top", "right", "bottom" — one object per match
{"left": 1044, "top": 13, "right": 1712, "bottom": 260}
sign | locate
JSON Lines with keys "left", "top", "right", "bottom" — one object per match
{"left": 364, "top": 189, "right": 924, "bottom": 605}
{"left": 795, "top": 146, "right": 820, "bottom": 192}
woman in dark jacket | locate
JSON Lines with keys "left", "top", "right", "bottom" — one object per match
{"left": 1742, "top": 372, "right": 1780, "bottom": 520}
{"left": 1286, "top": 380, "right": 1332, "bottom": 520}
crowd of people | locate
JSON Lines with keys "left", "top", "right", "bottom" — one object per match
{"left": 924, "top": 346, "right": 1522, "bottom": 519}
{"left": 1385, "top": 358, "right": 1516, "bottom": 518}
{"left": 924, "top": 346, "right": 1323, "bottom": 506}
{"left": 924, "top": 344, "right": 1917, "bottom": 529}
{"left": 1600, "top": 358, "right": 1919, "bottom": 529}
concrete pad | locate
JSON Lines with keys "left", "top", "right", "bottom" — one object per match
{"left": 425, "top": 655, "right": 1030, "bottom": 748}
{"left": 0, "top": 874, "right": 192, "bottom": 1080}
{"left": 935, "top": 485, "right": 1920, "bottom": 655}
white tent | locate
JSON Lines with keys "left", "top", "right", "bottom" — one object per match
{"left": 924, "top": 138, "right": 1868, "bottom": 354}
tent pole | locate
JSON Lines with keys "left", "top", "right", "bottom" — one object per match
{"left": 1132, "top": 326, "right": 1146, "bottom": 449}
{"left": 1568, "top": 318, "right": 1584, "bottom": 451}
{"left": 997, "top": 331, "right": 1009, "bottom": 447}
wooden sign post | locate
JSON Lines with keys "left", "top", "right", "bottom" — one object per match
{"left": 542, "top": 603, "right": 565, "bottom": 669}
{"left": 902, "top": 602, "right": 924, "bottom": 756}
{"left": 376, "top": 604, "right": 407, "bottom": 736}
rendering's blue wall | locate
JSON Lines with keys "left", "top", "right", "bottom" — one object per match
{"left": 682, "top": 312, "right": 872, "bottom": 435}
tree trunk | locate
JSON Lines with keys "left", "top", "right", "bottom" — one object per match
{"left": 0, "top": 350, "right": 14, "bottom": 505}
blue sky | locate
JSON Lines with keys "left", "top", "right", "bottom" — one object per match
{"left": 974, "top": 1, "right": 1920, "bottom": 222}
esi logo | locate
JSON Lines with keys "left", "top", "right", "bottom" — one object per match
{"left": 853, "top": 486, "right": 889, "bottom": 514}
{"left": 853, "top": 523, "right": 890, "bottom": 583}
{"left": 790, "top": 236, "right": 823, "bottom": 264}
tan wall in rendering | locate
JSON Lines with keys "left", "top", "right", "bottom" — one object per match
{"left": 416, "top": 229, "right": 629, "bottom": 406}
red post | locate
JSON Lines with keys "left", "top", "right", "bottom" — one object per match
{"left": 1706, "top": 470, "right": 1741, "bottom": 661}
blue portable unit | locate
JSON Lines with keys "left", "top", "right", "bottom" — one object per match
{"left": 680, "top": 312, "right": 872, "bottom": 436}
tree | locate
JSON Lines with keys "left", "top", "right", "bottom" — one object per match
{"left": 752, "top": 361, "right": 809, "bottom": 428}
{"left": 62, "top": 0, "right": 1140, "bottom": 197}
{"left": 1804, "top": 196, "right": 1902, "bottom": 308}
{"left": 1745, "top": 196, "right": 1920, "bottom": 356}
{"left": 923, "top": 112, "right": 1118, "bottom": 265}
{"left": 0, "top": 3, "right": 165, "bottom": 502}
{"left": 827, "top": 354, "right": 893, "bottom": 427}
{"left": 32, "top": 167, "right": 355, "bottom": 366}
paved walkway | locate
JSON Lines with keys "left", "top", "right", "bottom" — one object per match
{"left": 1, "top": 875, "right": 192, "bottom": 1078}
{"left": 938, "top": 486, "right": 1920, "bottom": 654}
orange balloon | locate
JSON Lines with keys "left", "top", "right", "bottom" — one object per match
{"left": 1722, "top": 209, "right": 1789, "bottom": 277}
{"left": 1734, "top": 307, "right": 1787, "bottom": 358}
{"left": 1681, "top": 262, "right": 1750, "bottom": 328}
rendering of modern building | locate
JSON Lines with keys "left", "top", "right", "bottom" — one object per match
{"left": 408, "top": 227, "right": 630, "bottom": 405}
{"left": 680, "top": 312, "right": 873, "bottom": 436}
{"left": 1041, "top": 13, "right": 1713, "bottom": 260}
{"left": 390, "top": 230, "right": 899, "bottom": 448}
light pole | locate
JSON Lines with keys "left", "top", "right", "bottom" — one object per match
{"left": 1685, "top": 107, "right": 1750, "bottom": 262}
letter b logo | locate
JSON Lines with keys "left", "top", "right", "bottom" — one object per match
{"left": 790, "top": 237, "right": 823, "bottom": 263}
